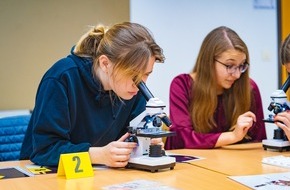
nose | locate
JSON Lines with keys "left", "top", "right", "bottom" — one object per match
{"left": 231, "top": 69, "right": 242, "bottom": 78}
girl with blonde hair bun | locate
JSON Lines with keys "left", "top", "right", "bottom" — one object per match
{"left": 20, "top": 22, "right": 165, "bottom": 168}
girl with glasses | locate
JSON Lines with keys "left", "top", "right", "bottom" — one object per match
{"left": 165, "top": 26, "right": 266, "bottom": 149}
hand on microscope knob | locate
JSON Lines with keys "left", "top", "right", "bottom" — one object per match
{"left": 274, "top": 111, "right": 290, "bottom": 141}
{"left": 125, "top": 134, "right": 139, "bottom": 143}
{"left": 98, "top": 133, "right": 137, "bottom": 168}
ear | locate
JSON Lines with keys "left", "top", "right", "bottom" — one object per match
{"left": 98, "top": 55, "right": 111, "bottom": 73}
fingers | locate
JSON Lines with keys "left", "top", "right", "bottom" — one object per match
{"left": 275, "top": 112, "right": 290, "bottom": 139}
{"left": 111, "top": 161, "right": 129, "bottom": 168}
{"left": 237, "top": 117, "right": 253, "bottom": 128}
{"left": 151, "top": 138, "right": 162, "bottom": 144}
{"left": 275, "top": 112, "right": 290, "bottom": 125}
{"left": 104, "top": 141, "right": 135, "bottom": 168}
{"left": 236, "top": 111, "right": 256, "bottom": 129}
{"left": 116, "top": 133, "right": 137, "bottom": 148}
{"left": 276, "top": 121, "right": 287, "bottom": 130}
{"left": 275, "top": 122, "right": 290, "bottom": 141}
{"left": 118, "top": 132, "right": 130, "bottom": 142}
{"left": 110, "top": 152, "right": 131, "bottom": 161}
{"left": 110, "top": 154, "right": 131, "bottom": 167}
{"left": 151, "top": 138, "right": 164, "bottom": 150}
{"left": 242, "top": 111, "right": 256, "bottom": 122}
{"left": 274, "top": 116, "right": 289, "bottom": 127}
{"left": 234, "top": 112, "right": 256, "bottom": 140}
{"left": 111, "top": 142, "right": 137, "bottom": 153}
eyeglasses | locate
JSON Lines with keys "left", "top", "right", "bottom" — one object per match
{"left": 215, "top": 59, "right": 249, "bottom": 74}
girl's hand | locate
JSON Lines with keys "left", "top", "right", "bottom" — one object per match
{"left": 274, "top": 111, "right": 290, "bottom": 140}
{"left": 232, "top": 111, "right": 256, "bottom": 141}
{"left": 151, "top": 138, "right": 164, "bottom": 149}
{"left": 93, "top": 133, "right": 137, "bottom": 167}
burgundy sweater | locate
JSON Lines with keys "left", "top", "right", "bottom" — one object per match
{"left": 165, "top": 74, "right": 266, "bottom": 149}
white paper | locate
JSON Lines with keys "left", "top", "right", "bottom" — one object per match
{"left": 229, "top": 172, "right": 290, "bottom": 190}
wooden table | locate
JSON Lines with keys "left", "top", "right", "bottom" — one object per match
{"left": 170, "top": 142, "right": 290, "bottom": 176}
{"left": 0, "top": 160, "right": 247, "bottom": 190}
{"left": 1, "top": 143, "right": 289, "bottom": 189}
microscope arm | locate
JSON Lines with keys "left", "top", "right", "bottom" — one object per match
{"left": 138, "top": 81, "right": 154, "bottom": 101}
{"left": 282, "top": 75, "right": 290, "bottom": 92}
{"left": 137, "top": 81, "right": 172, "bottom": 127}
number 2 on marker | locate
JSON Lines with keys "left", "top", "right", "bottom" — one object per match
{"left": 73, "top": 156, "right": 84, "bottom": 173}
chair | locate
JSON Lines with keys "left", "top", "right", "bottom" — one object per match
{"left": 0, "top": 114, "right": 31, "bottom": 161}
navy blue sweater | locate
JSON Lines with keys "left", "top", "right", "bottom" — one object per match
{"left": 20, "top": 49, "right": 146, "bottom": 166}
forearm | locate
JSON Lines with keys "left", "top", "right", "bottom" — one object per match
{"left": 214, "top": 131, "right": 240, "bottom": 147}
{"left": 89, "top": 147, "right": 105, "bottom": 165}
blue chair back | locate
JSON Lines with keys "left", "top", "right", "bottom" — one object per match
{"left": 0, "top": 115, "right": 31, "bottom": 161}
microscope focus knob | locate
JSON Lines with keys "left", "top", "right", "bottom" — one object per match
{"left": 153, "top": 117, "right": 162, "bottom": 127}
{"left": 125, "top": 135, "right": 139, "bottom": 143}
{"left": 149, "top": 144, "right": 163, "bottom": 157}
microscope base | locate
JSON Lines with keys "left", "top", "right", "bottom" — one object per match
{"left": 262, "top": 139, "right": 290, "bottom": 152}
{"left": 126, "top": 156, "right": 176, "bottom": 173}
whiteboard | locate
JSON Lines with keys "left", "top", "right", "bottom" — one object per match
{"left": 130, "top": 0, "right": 278, "bottom": 138}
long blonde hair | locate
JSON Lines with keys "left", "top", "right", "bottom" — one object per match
{"left": 190, "top": 26, "right": 251, "bottom": 133}
{"left": 74, "top": 22, "right": 165, "bottom": 84}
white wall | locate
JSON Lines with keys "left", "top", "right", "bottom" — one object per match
{"left": 130, "top": 0, "right": 278, "bottom": 138}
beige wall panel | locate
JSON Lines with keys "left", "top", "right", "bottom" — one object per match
{"left": 0, "top": 0, "right": 129, "bottom": 110}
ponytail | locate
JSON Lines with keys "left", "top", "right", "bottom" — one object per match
{"left": 73, "top": 22, "right": 164, "bottom": 84}
{"left": 74, "top": 25, "right": 108, "bottom": 57}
